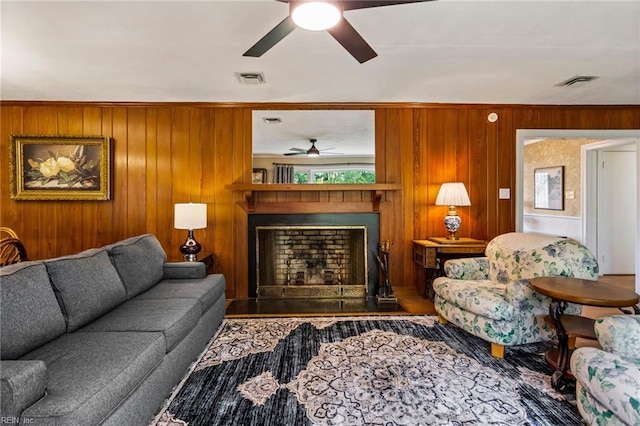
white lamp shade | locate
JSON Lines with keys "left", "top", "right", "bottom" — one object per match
{"left": 174, "top": 203, "right": 207, "bottom": 230}
{"left": 291, "top": 2, "right": 342, "bottom": 31}
{"left": 435, "top": 182, "right": 471, "bottom": 207}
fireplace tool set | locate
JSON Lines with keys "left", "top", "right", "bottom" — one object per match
{"left": 376, "top": 240, "right": 397, "bottom": 303}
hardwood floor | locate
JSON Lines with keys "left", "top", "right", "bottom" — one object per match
{"left": 393, "top": 285, "right": 436, "bottom": 315}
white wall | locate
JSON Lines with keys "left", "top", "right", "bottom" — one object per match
{"left": 523, "top": 214, "right": 582, "bottom": 241}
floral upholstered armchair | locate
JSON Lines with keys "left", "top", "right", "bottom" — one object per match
{"left": 433, "top": 232, "right": 599, "bottom": 358}
{"left": 571, "top": 315, "right": 640, "bottom": 426}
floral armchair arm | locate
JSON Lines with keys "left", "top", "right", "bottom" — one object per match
{"left": 504, "top": 280, "right": 582, "bottom": 315}
{"left": 595, "top": 315, "right": 640, "bottom": 361}
{"left": 443, "top": 257, "right": 489, "bottom": 280}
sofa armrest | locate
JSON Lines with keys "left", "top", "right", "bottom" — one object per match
{"left": 595, "top": 315, "right": 640, "bottom": 361}
{"left": 443, "top": 257, "right": 489, "bottom": 280}
{"left": 163, "top": 262, "right": 206, "bottom": 280}
{"left": 1, "top": 360, "right": 47, "bottom": 418}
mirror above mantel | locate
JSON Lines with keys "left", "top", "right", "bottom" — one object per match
{"left": 252, "top": 110, "right": 375, "bottom": 184}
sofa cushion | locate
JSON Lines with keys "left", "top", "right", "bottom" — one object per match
{"left": 46, "top": 248, "right": 127, "bottom": 332}
{"left": 134, "top": 274, "right": 226, "bottom": 313}
{"left": 432, "top": 278, "right": 515, "bottom": 321}
{"left": 20, "top": 331, "right": 164, "bottom": 426}
{"left": 80, "top": 298, "right": 201, "bottom": 352}
{"left": 0, "top": 261, "right": 66, "bottom": 359}
{"left": 106, "top": 234, "right": 166, "bottom": 298}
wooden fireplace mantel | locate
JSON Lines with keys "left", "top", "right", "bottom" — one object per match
{"left": 225, "top": 183, "right": 401, "bottom": 213}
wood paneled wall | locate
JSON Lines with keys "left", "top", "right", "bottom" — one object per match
{"left": 2, "top": 102, "right": 638, "bottom": 298}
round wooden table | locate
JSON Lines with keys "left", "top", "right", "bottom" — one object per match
{"left": 529, "top": 276, "right": 640, "bottom": 391}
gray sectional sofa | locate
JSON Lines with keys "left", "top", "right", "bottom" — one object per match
{"left": 0, "top": 234, "right": 226, "bottom": 426}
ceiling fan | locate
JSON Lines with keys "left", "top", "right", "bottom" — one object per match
{"left": 243, "top": 0, "right": 435, "bottom": 64}
{"left": 284, "top": 139, "right": 342, "bottom": 157}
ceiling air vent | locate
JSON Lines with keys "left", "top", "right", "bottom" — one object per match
{"left": 236, "top": 72, "right": 265, "bottom": 85}
{"left": 557, "top": 75, "right": 599, "bottom": 87}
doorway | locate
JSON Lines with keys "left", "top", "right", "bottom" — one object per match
{"left": 516, "top": 129, "right": 640, "bottom": 293}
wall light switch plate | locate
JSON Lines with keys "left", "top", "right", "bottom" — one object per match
{"left": 499, "top": 188, "right": 510, "bottom": 199}
{"left": 566, "top": 191, "right": 575, "bottom": 199}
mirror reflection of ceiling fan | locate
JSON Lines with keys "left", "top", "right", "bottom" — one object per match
{"left": 243, "top": 0, "right": 435, "bottom": 64}
{"left": 284, "top": 139, "right": 343, "bottom": 157}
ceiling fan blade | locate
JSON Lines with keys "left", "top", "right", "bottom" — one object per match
{"left": 319, "top": 147, "right": 336, "bottom": 151}
{"left": 327, "top": 18, "right": 377, "bottom": 64}
{"left": 342, "top": 0, "right": 435, "bottom": 11}
{"left": 289, "top": 147, "right": 306, "bottom": 152}
{"left": 243, "top": 16, "right": 297, "bottom": 57}
{"left": 283, "top": 152, "right": 306, "bottom": 156}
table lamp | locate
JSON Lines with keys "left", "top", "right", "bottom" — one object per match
{"left": 435, "top": 182, "right": 471, "bottom": 240}
{"left": 174, "top": 203, "right": 207, "bottom": 261}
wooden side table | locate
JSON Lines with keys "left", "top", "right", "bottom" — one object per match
{"left": 413, "top": 238, "right": 487, "bottom": 300}
{"left": 530, "top": 276, "right": 640, "bottom": 391}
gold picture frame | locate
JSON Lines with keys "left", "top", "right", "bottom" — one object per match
{"left": 9, "top": 135, "right": 112, "bottom": 200}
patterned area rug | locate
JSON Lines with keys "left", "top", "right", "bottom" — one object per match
{"left": 152, "top": 316, "right": 581, "bottom": 426}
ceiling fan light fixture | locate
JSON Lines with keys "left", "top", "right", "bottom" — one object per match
{"left": 307, "top": 145, "right": 320, "bottom": 157}
{"left": 291, "top": 2, "right": 342, "bottom": 31}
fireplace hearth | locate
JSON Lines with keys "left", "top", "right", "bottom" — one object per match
{"left": 248, "top": 214, "right": 380, "bottom": 299}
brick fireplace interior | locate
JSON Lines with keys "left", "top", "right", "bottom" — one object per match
{"left": 248, "top": 213, "right": 380, "bottom": 299}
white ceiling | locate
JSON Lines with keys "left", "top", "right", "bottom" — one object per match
{"left": 2, "top": 0, "right": 639, "bottom": 105}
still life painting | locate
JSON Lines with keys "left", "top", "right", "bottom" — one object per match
{"left": 10, "top": 135, "right": 111, "bottom": 200}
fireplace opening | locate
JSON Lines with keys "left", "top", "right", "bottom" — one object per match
{"left": 248, "top": 214, "right": 380, "bottom": 299}
{"left": 256, "top": 226, "right": 367, "bottom": 298}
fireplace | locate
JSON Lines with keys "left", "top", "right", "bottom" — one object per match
{"left": 248, "top": 214, "right": 380, "bottom": 299}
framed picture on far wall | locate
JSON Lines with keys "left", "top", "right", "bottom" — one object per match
{"left": 252, "top": 168, "right": 267, "bottom": 184}
{"left": 534, "top": 166, "right": 564, "bottom": 210}
{"left": 9, "top": 135, "right": 112, "bottom": 200}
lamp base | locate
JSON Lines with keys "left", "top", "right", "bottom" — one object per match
{"left": 179, "top": 230, "right": 202, "bottom": 262}
{"left": 443, "top": 214, "right": 462, "bottom": 240}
